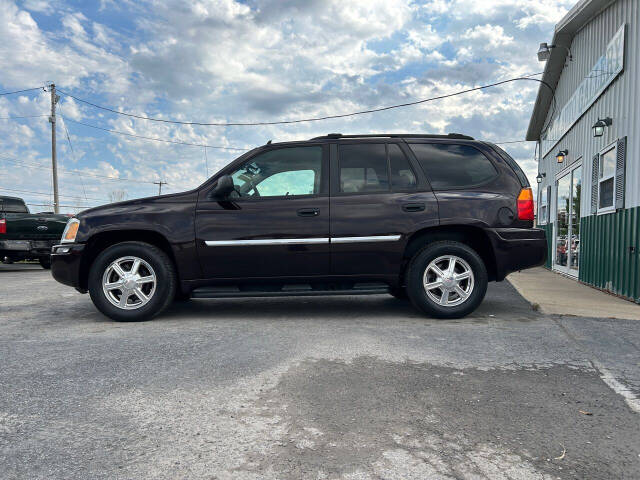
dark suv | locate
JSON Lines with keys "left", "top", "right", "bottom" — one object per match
{"left": 51, "top": 133, "right": 546, "bottom": 321}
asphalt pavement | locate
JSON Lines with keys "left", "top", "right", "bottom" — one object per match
{"left": 1, "top": 263, "right": 639, "bottom": 479}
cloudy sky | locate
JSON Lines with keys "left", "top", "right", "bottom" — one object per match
{"left": 0, "top": 0, "right": 574, "bottom": 212}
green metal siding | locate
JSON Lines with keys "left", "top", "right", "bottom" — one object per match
{"left": 540, "top": 223, "right": 553, "bottom": 269}
{"left": 579, "top": 207, "right": 640, "bottom": 302}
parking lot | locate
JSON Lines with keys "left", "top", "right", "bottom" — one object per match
{"left": 1, "top": 264, "right": 639, "bottom": 479}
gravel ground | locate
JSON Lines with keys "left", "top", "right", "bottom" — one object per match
{"left": 1, "top": 264, "right": 639, "bottom": 479}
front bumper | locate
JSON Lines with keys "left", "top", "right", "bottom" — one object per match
{"left": 484, "top": 228, "right": 547, "bottom": 281}
{"left": 51, "top": 243, "right": 86, "bottom": 291}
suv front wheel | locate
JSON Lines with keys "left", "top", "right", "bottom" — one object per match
{"left": 88, "top": 241, "right": 176, "bottom": 321}
{"left": 406, "top": 241, "right": 487, "bottom": 319}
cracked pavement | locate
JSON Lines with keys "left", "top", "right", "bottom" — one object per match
{"left": 1, "top": 264, "right": 639, "bottom": 479}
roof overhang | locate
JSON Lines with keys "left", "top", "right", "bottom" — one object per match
{"left": 526, "top": 0, "right": 616, "bottom": 141}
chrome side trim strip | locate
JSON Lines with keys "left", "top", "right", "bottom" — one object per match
{"left": 204, "top": 235, "right": 401, "bottom": 246}
{"left": 331, "top": 235, "right": 401, "bottom": 244}
{"left": 205, "top": 238, "right": 330, "bottom": 247}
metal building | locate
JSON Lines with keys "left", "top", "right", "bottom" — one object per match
{"left": 527, "top": 0, "right": 639, "bottom": 302}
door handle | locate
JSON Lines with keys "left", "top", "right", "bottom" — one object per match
{"left": 402, "top": 203, "right": 425, "bottom": 212}
{"left": 297, "top": 208, "right": 320, "bottom": 217}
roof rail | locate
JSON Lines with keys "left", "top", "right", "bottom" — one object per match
{"left": 309, "top": 133, "right": 474, "bottom": 140}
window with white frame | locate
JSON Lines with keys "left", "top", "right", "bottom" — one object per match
{"left": 538, "top": 186, "right": 548, "bottom": 224}
{"left": 598, "top": 142, "right": 617, "bottom": 213}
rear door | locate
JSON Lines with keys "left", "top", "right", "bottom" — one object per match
{"left": 329, "top": 140, "right": 439, "bottom": 276}
{"left": 195, "top": 144, "right": 331, "bottom": 279}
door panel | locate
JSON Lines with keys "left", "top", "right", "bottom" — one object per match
{"left": 195, "top": 144, "right": 330, "bottom": 279}
{"left": 330, "top": 192, "right": 438, "bottom": 275}
{"left": 329, "top": 141, "right": 439, "bottom": 276}
{"left": 195, "top": 196, "right": 330, "bottom": 278}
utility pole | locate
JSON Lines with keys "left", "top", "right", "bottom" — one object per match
{"left": 153, "top": 180, "right": 167, "bottom": 195}
{"left": 48, "top": 83, "right": 60, "bottom": 213}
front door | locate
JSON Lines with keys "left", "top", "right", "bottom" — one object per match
{"left": 554, "top": 162, "right": 582, "bottom": 276}
{"left": 329, "top": 141, "right": 439, "bottom": 276}
{"left": 195, "top": 145, "right": 331, "bottom": 279}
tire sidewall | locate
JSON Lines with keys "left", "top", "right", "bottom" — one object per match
{"left": 406, "top": 241, "right": 488, "bottom": 319}
{"left": 88, "top": 242, "right": 175, "bottom": 321}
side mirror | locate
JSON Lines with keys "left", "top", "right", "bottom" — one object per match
{"left": 211, "top": 175, "right": 235, "bottom": 199}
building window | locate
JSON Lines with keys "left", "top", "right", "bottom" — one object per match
{"left": 598, "top": 142, "right": 617, "bottom": 214}
{"left": 538, "top": 187, "right": 548, "bottom": 224}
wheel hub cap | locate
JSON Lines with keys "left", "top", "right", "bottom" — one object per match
{"left": 422, "top": 255, "right": 474, "bottom": 307}
{"left": 102, "top": 256, "right": 157, "bottom": 310}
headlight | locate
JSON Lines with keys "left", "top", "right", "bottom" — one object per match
{"left": 61, "top": 218, "right": 80, "bottom": 243}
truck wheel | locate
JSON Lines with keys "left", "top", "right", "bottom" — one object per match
{"left": 88, "top": 241, "right": 176, "bottom": 322}
{"left": 39, "top": 256, "right": 51, "bottom": 269}
{"left": 406, "top": 241, "right": 487, "bottom": 319}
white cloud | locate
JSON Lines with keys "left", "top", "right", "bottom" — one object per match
{"left": 1, "top": 0, "right": 572, "bottom": 210}
{"left": 462, "top": 24, "right": 514, "bottom": 48}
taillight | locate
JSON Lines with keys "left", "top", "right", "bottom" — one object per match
{"left": 0, "top": 218, "right": 6, "bottom": 234}
{"left": 517, "top": 188, "right": 534, "bottom": 221}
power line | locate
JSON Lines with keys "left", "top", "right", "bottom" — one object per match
{"left": 0, "top": 114, "right": 48, "bottom": 120}
{"left": 62, "top": 117, "right": 246, "bottom": 150}
{"left": 0, "top": 185, "right": 108, "bottom": 201}
{"left": 0, "top": 87, "right": 44, "bottom": 96}
{"left": 0, "top": 154, "right": 158, "bottom": 185}
{"left": 56, "top": 73, "right": 549, "bottom": 126}
{"left": 58, "top": 109, "right": 89, "bottom": 204}
{"left": 493, "top": 140, "right": 532, "bottom": 145}
{"left": 27, "top": 202, "right": 94, "bottom": 209}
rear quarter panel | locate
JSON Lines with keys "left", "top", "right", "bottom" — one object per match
{"left": 428, "top": 143, "right": 524, "bottom": 228}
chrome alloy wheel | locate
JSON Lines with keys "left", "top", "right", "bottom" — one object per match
{"left": 422, "top": 255, "right": 474, "bottom": 307}
{"left": 102, "top": 256, "right": 157, "bottom": 310}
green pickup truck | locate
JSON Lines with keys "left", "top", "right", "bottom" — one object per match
{"left": 0, "top": 196, "right": 69, "bottom": 269}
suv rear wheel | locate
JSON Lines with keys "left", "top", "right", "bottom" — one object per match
{"left": 406, "top": 241, "right": 487, "bottom": 319}
{"left": 88, "top": 241, "right": 176, "bottom": 321}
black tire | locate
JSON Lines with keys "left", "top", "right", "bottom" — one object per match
{"left": 39, "top": 256, "right": 51, "bottom": 269}
{"left": 389, "top": 287, "right": 408, "bottom": 300}
{"left": 88, "top": 241, "right": 176, "bottom": 322}
{"left": 406, "top": 241, "right": 487, "bottom": 319}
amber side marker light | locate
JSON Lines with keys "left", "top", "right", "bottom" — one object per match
{"left": 517, "top": 188, "right": 534, "bottom": 221}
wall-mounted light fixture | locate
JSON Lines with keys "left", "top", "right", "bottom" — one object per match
{"left": 536, "top": 172, "right": 546, "bottom": 184}
{"left": 537, "top": 43, "right": 573, "bottom": 62}
{"left": 556, "top": 149, "right": 568, "bottom": 164}
{"left": 592, "top": 117, "right": 612, "bottom": 137}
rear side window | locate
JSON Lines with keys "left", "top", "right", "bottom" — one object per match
{"left": 339, "top": 144, "right": 389, "bottom": 193}
{"left": 488, "top": 143, "right": 529, "bottom": 186}
{"left": 389, "top": 144, "right": 417, "bottom": 190}
{"left": 409, "top": 143, "right": 497, "bottom": 190}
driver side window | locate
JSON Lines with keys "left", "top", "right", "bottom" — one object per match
{"left": 229, "top": 146, "right": 322, "bottom": 198}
